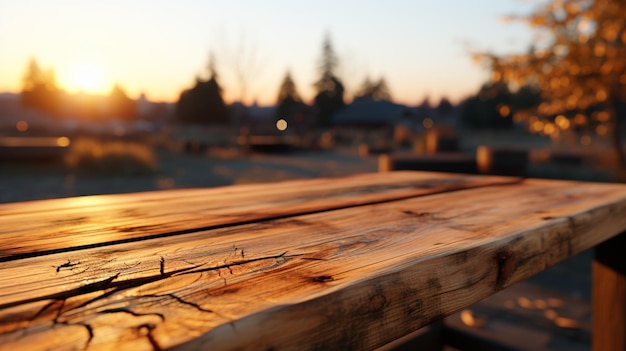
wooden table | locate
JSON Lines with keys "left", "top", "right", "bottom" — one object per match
{"left": 1, "top": 171, "right": 625, "bottom": 351}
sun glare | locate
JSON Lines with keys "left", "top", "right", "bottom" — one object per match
{"left": 63, "top": 62, "right": 108, "bottom": 94}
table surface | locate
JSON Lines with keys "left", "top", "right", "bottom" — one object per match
{"left": 1, "top": 171, "right": 626, "bottom": 351}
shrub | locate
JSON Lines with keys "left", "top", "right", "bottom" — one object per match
{"left": 65, "top": 137, "right": 157, "bottom": 176}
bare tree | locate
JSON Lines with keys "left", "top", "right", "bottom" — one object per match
{"left": 215, "top": 28, "right": 269, "bottom": 105}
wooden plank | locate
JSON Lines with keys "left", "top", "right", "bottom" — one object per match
{"left": 592, "top": 232, "right": 626, "bottom": 351}
{"left": 0, "top": 171, "right": 518, "bottom": 261}
{"left": 1, "top": 178, "right": 626, "bottom": 350}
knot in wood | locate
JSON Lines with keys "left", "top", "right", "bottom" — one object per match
{"left": 493, "top": 249, "right": 515, "bottom": 290}
{"left": 312, "top": 275, "right": 334, "bottom": 283}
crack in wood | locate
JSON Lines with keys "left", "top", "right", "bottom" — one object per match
{"left": 29, "top": 299, "right": 65, "bottom": 322}
{"left": 1, "top": 250, "right": 310, "bottom": 350}
{"left": 138, "top": 323, "right": 161, "bottom": 351}
{"left": 99, "top": 307, "right": 165, "bottom": 321}
{"left": 78, "top": 323, "right": 94, "bottom": 351}
{"left": 217, "top": 269, "right": 227, "bottom": 286}
{"left": 142, "top": 293, "right": 214, "bottom": 313}
{"left": 56, "top": 259, "right": 80, "bottom": 273}
{"left": 0, "top": 251, "right": 295, "bottom": 311}
{"left": 49, "top": 320, "right": 95, "bottom": 351}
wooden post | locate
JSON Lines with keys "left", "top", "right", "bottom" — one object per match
{"left": 593, "top": 232, "right": 626, "bottom": 351}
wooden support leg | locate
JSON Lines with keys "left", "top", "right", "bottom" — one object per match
{"left": 593, "top": 232, "right": 626, "bottom": 351}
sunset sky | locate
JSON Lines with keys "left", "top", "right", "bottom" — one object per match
{"left": 0, "top": 0, "right": 538, "bottom": 106}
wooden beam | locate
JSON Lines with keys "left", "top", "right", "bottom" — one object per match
{"left": 1, "top": 177, "right": 625, "bottom": 350}
{"left": 0, "top": 172, "right": 519, "bottom": 261}
{"left": 593, "top": 232, "right": 626, "bottom": 351}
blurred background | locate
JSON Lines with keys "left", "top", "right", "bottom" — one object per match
{"left": 2, "top": 0, "right": 624, "bottom": 203}
{"left": 2, "top": 1, "right": 625, "bottom": 348}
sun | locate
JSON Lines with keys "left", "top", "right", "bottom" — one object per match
{"left": 64, "top": 62, "right": 108, "bottom": 94}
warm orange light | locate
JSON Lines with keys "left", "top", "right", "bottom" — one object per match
{"left": 492, "top": 71, "right": 501, "bottom": 82}
{"left": 538, "top": 102, "right": 550, "bottom": 115}
{"left": 601, "top": 62, "right": 614, "bottom": 75}
{"left": 550, "top": 77, "right": 560, "bottom": 89}
{"left": 498, "top": 105, "right": 510, "bottom": 117}
{"left": 554, "top": 317, "right": 580, "bottom": 329}
{"left": 16, "top": 121, "right": 28, "bottom": 132}
{"left": 574, "top": 114, "right": 587, "bottom": 125}
{"left": 596, "top": 124, "right": 608, "bottom": 136}
{"left": 531, "top": 120, "right": 544, "bottom": 133}
{"left": 581, "top": 135, "right": 591, "bottom": 145}
{"left": 518, "top": 297, "right": 533, "bottom": 309}
{"left": 57, "top": 136, "right": 71, "bottom": 147}
{"left": 460, "top": 309, "right": 486, "bottom": 327}
{"left": 544, "top": 309, "right": 557, "bottom": 320}
{"left": 534, "top": 299, "right": 547, "bottom": 310}
{"left": 595, "top": 111, "right": 610, "bottom": 122}
{"left": 62, "top": 62, "right": 109, "bottom": 94}
{"left": 543, "top": 123, "right": 556, "bottom": 135}
{"left": 547, "top": 298, "right": 564, "bottom": 308}
{"left": 555, "top": 115, "right": 570, "bottom": 130}
{"left": 566, "top": 96, "right": 577, "bottom": 109}
{"left": 422, "top": 118, "right": 433, "bottom": 129}
{"left": 594, "top": 44, "right": 606, "bottom": 57}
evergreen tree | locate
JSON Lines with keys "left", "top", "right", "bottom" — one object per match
{"left": 21, "top": 58, "right": 62, "bottom": 116}
{"left": 417, "top": 96, "right": 431, "bottom": 119}
{"left": 461, "top": 82, "right": 541, "bottom": 129}
{"left": 354, "top": 76, "right": 392, "bottom": 101}
{"left": 108, "top": 83, "right": 136, "bottom": 120}
{"left": 436, "top": 96, "right": 454, "bottom": 116}
{"left": 176, "top": 53, "right": 230, "bottom": 125}
{"left": 276, "top": 71, "right": 301, "bottom": 121}
{"left": 461, "top": 83, "right": 513, "bottom": 129}
{"left": 313, "top": 34, "right": 345, "bottom": 127}
{"left": 476, "top": 0, "right": 626, "bottom": 166}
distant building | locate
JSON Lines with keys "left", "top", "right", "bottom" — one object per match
{"left": 136, "top": 93, "right": 152, "bottom": 117}
{"left": 331, "top": 98, "right": 411, "bottom": 129}
{"left": 235, "top": 102, "right": 277, "bottom": 135}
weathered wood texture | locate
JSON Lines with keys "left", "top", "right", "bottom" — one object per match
{"left": 593, "top": 232, "right": 626, "bottom": 351}
{"left": 1, "top": 172, "right": 626, "bottom": 351}
{"left": 0, "top": 171, "right": 517, "bottom": 261}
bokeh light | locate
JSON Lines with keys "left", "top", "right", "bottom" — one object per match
{"left": 581, "top": 135, "right": 591, "bottom": 145}
{"left": 56, "top": 136, "right": 71, "bottom": 147}
{"left": 276, "top": 119, "right": 288, "bottom": 131}
{"left": 16, "top": 121, "right": 29, "bottom": 132}
{"left": 422, "top": 118, "right": 434, "bottom": 129}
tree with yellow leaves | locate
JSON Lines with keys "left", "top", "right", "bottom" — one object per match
{"left": 477, "top": 0, "right": 626, "bottom": 167}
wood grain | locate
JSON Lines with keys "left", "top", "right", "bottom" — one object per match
{"left": 0, "top": 171, "right": 518, "bottom": 261}
{"left": 1, "top": 175, "right": 626, "bottom": 350}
